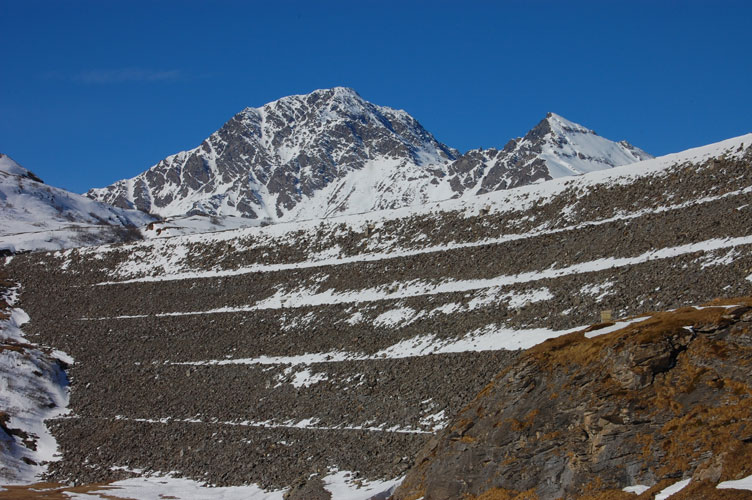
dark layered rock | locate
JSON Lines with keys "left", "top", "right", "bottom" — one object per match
{"left": 392, "top": 301, "right": 752, "bottom": 500}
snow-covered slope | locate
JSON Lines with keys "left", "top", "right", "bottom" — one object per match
{"left": 74, "top": 132, "right": 751, "bottom": 283}
{"left": 141, "top": 214, "right": 267, "bottom": 239}
{"left": 0, "top": 155, "right": 44, "bottom": 182}
{"left": 0, "top": 154, "right": 155, "bottom": 252}
{"left": 87, "top": 88, "right": 651, "bottom": 222}
{"left": 0, "top": 284, "right": 72, "bottom": 484}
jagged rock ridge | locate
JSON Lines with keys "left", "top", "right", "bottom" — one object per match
{"left": 87, "top": 88, "right": 651, "bottom": 221}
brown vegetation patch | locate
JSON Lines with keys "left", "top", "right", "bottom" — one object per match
{"left": 0, "top": 343, "right": 27, "bottom": 354}
{"left": 509, "top": 409, "right": 539, "bottom": 432}
{"left": 0, "top": 482, "right": 123, "bottom": 500}
{"left": 576, "top": 491, "right": 637, "bottom": 500}
{"left": 466, "top": 487, "right": 539, "bottom": 500}
{"left": 527, "top": 303, "right": 751, "bottom": 373}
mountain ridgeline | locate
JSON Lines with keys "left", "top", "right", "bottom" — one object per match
{"left": 86, "top": 87, "right": 651, "bottom": 222}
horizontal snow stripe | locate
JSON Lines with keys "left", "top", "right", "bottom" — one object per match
{"left": 718, "top": 473, "right": 752, "bottom": 491}
{"left": 69, "top": 415, "right": 434, "bottom": 435}
{"left": 655, "top": 479, "right": 691, "bottom": 500}
{"left": 58, "top": 468, "right": 401, "bottom": 500}
{"left": 169, "top": 325, "right": 583, "bottom": 367}
{"left": 93, "top": 183, "right": 752, "bottom": 285}
{"left": 83, "top": 234, "right": 752, "bottom": 321}
{"left": 584, "top": 317, "right": 651, "bottom": 338}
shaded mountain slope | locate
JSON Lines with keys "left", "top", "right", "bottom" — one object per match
{"left": 0, "top": 154, "right": 154, "bottom": 252}
{"left": 0, "top": 275, "right": 71, "bottom": 484}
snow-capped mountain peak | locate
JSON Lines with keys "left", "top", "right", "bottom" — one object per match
{"left": 545, "top": 111, "right": 592, "bottom": 134}
{"left": 86, "top": 89, "right": 651, "bottom": 222}
{"left": 446, "top": 113, "right": 653, "bottom": 196}
{"left": 87, "top": 87, "right": 459, "bottom": 221}
{"left": 242, "top": 86, "right": 454, "bottom": 169}
{"left": 534, "top": 112, "right": 653, "bottom": 177}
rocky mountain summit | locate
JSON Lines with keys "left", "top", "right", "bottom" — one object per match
{"left": 87, "top": 87, "right": 457, "bottom": 221}
{"left": 87, "top": 88, "right": 651, "bottom": 221}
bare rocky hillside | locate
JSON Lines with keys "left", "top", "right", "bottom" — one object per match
{"left": 2, "top": 133, "right": 751, "bottom": 495}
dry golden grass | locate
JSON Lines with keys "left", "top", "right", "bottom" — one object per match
{"left": 466, "top": 487, "right": 539, "bottom": 500}
{"left": 396, "top": 490, "right": 427, "bottom": 500}
{"left": 576, "top": 490, "right": 637, "bottom": 500}
{"left": 527, "top": 300, "right": 752, "bottom": 374}
{"left": 0, "top": 482, "right": 127, "bottom": 500}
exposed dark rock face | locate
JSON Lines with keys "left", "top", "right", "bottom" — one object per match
{"left": 392, "top": 302, "right": 752, "bottom": 500}
{"left": 86, "top": 91, "right": 649, "bottom": 222}
{"left": 87, "top": 87, "right": 459, "bottom": 220}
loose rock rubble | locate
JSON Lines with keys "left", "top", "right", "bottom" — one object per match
{"left": 2, "top": 148, "right": 752, "bottom": 491}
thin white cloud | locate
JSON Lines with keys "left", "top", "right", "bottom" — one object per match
{"left": 45, "top": 68, "right": 182, "bottom": 84}
{"left": 76, "top": 68, "right": 181, "bottom": 83}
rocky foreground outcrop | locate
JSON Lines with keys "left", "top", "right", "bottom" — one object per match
{"left": 393, "top": 299, "right": 752, "bottom": 500}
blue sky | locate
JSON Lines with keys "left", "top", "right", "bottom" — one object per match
{"left": 2, "top": 0, "right": 751, "bottom": 193}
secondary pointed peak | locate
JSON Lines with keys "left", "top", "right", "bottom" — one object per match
{"left": 543, "top": 112, "right": 593, "bottom": 135}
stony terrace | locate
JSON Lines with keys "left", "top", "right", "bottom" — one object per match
{"left": 4, "top": 135, "right": 752, "bottom": 489}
